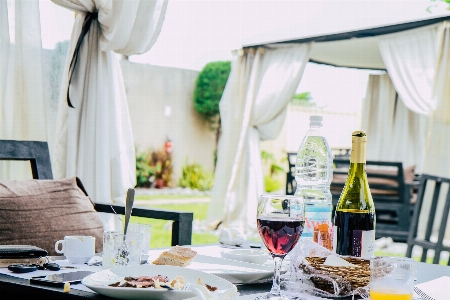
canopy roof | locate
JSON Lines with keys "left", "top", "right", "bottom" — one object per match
{"left": 242, "top": 14, "right": 450, "bottom": 70}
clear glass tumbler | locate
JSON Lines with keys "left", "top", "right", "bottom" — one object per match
{"left": 370, "top": 257, "right": 415, "bottom": 300}
{"left": 102, "top": 231, "right": 143, "bottom": 269}
{"left": 128, "top": 223, "right": 152, "bottom": 256}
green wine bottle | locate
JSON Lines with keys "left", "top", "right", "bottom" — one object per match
{"left": 333, "top": 131, "right": 375, "bottom": 258}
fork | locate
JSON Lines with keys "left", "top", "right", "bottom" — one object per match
{"left": 159, "top": 283, "right": 190, "bottom": 291}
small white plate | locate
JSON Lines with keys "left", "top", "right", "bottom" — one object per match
{"left": 187, "top": 254, "right": 276, "bottom": 284}
{"left": 82, "top": 264, "right": 237, "bottom": 300}
{"left": 220, "top": 249, "right": 269, "bottom": 264}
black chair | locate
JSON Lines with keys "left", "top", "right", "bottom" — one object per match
{"left": 0, "top": 140, "right": 53, "bottom": 179}
{"left": 0, "top": 139, "right": 193, "bottom": 246}
{"left": 287, "top": 152, "right": 418, "bottom": 242}
{"left": 331, "top": 159, "right": 417, "bottom": 242}
{"left": 285, "top": 152, "right": 297, "bottom": 195}
{"left": 285, "top": 148, "right": 352, "bottom": 195}
{"left": 406, "top": 174, "right": 450, "bottom": 265}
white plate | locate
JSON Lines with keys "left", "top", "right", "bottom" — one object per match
{"left": 82, "top": 264, "right": 237, "bottom": 300}
{"left": 220, "top": 249, "right": 269, "bottom": 264}
{"left": 185, "top": 254, "right": 275, "bottom": 284}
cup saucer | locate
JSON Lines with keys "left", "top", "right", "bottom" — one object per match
{"left": 67, "top": 256, "right": 91, "bottom": 264}
{"left": 220, "top": 249, "right": 269, "bottom": 264}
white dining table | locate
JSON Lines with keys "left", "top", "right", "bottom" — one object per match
{"left": 0, "top": 244, "right": 448, "bottom": 300}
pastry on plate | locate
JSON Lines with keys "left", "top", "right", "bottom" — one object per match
{"left": 152, "top": 246, "right": 197, "bottom": 267}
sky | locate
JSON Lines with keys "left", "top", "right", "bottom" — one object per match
{"left": 38, "top": 0, "right": 449, "bottom": 112}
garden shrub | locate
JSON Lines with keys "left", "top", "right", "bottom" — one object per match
{"left": 135, "top": 147, "right": 174, "bottom": 189}
{"left": 264, "top": 176, "right": 282, "bottom": 193}
{"left": 149, "top": 149, "right": 174, "bottom": 189}
{"left": 193, "top": 61, "right": 231, "bottom": 170}
{"left": 193, "top": 61, "right": 231, "bottom": 124}
{"left": 178, "top": 163, "right": 214, "bottom": 191}
{"left": 136, "top": 148, "right": 154, "bottom": 188}
{"left": 261, "top": 150, "right": 285, "bottom": 193}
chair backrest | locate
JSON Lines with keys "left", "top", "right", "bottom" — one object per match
{"left": 0, "top": 139, "right": 193, "bottom": 246}
{"left": 406, "top": 174, "right": 450, "bottom": 265}
{"left": 331, "top": 159, "right": 407, "bottom": 203}
{"left": 286, "top": 152, "right": 297, "bottom": 195}
{"left": 0, "top": 140, "right": 53, "bottom": 179}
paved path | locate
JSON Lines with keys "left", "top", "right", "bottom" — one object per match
{"left": 134, "top": 187, "right": 211, "bottom": 205}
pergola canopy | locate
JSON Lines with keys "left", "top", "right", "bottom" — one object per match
{"left": 242, "top": 14, "right": 450, "bottom": 70}
{"left": 208, "top": 10, "right": 450, "bottom": 234}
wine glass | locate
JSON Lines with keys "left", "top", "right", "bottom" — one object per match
{"left": 256, "top": 194, "right": 305, "bottom": 300}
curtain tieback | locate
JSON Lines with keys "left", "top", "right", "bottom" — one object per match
{"left": 67, "top": 11, "right": 98, "bottom": 108}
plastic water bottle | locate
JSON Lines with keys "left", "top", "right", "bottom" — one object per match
{"left": 295, "top": 116, "right": 333, "bottom": 249}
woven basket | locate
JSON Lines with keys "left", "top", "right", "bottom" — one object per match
{"left": 299, "top": 256, "right": 370, "bottom": 296}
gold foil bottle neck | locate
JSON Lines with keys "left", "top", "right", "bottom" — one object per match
{"left": 351, "top": 130, "right": 367, "bottom": 163}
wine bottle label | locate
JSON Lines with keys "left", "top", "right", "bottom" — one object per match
{"left": 352, "top": 229, "right": 374, "bottom": 258}
{"left": 332, "top": 226, "right": 375, "bottom": 258}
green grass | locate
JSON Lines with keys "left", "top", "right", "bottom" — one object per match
{"left": 130, "top": 203, "right": 218, "bottom": 248}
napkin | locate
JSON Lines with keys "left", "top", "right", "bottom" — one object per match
{"left": 322, "top": 255, "right": 355, "bottom": 267}
{"left": 219, "top": 228, "right": 246, "bottom": 246}
{"left": 414, "top": 276, "right": 450, "bottom": 300}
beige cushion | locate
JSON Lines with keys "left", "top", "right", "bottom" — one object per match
{"left": 403, "top": 165, "right": 416, "bottom": 184}
{"left": 0, "top": 177, "right": 104, "bottom": 255}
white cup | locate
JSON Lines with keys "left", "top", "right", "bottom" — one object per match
{"left": 55, "top": 236, "right": 95, "bottom": 264}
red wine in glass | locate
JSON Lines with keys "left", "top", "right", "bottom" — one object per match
{"left": 257, "top": 217, "right": 304, "bottom": 256}
{"left": 256, "top": 195, "right": 305, "bottom": 300}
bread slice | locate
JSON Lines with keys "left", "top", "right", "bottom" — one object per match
{"left": 152, "top": 246, "right": 197, "bottom": 267}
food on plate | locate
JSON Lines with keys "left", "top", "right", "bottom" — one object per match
{"left": 107, "top": 274, "right": 218, "bottom": 292}
{"left": 198, "top": 277, "right": 218, "bottom": 292}
{"left": 108, "top": 275, "right": 169, "bottom": 288}
{"left": 152, "top": 246, "right": 197, "bottom": 267}
{"left": 169, "top": 275, "right": 185, "bottom": 289}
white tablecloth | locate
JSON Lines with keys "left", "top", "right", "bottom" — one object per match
{"left": 0, "top": 245, "right": 304, "bottom": 298}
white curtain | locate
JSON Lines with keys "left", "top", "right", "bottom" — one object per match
{"left": 51, "top": 0, "right": 168, "bottom": 217}
{"left": 0, "top": 0, "right": 47, "bottom": 179}
{"left": 206, "top": 44, "right": 312, "bottom": 235}
{"left": 379, "top": 24, "right": 438, "bottom": 115}
{"left": 361, "top": 74, "right": 397, "bottom": 162}
{"left": 379, "top": 21, "right": 450, "bottom": 177}
{"left": 361, "top": 74, "right": 428, "bottom": 171}
{"left": 425, "top": 22, "right": 450, "bottom": 177}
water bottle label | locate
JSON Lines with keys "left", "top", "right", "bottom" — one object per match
{"left": 290, "top": 203, "right": 304, "bottom": 219}
{"left": 313, "top": 222, "right": 333, "bottom": 250}
{"left": 303, "top": 205, "right": 332, "bottom": 238}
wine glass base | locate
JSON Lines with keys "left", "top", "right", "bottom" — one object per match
{"left": 255, "top": 293, "right": 291, "bottom": 300}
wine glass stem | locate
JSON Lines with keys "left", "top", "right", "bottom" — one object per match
{"left": 270, "top": 255, "right": 285, "bottom": 296}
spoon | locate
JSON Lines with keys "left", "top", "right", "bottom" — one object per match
{"left": 116, "top": 189, "right": 135, "bottom": 264}
{"left": 123, "top": 188, "right": 135, "bottom": 236}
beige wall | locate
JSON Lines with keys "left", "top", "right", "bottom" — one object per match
{"left": 120, "top": 60, "right": 216, "bottom": 181}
